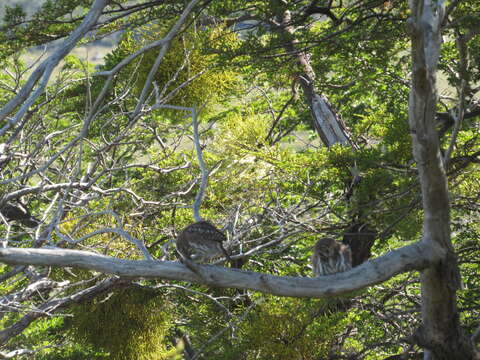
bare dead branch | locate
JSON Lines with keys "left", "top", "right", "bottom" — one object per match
{"left": 0, "top": 277, "right": 122, "bottom": 346}
{"left": 0, "top": 182, "right": 89, "bottom": 205}
{"left": 154, "top": 104, "right": 208, "bottom": 222}
{"left": 0, "top": 0, "right": 109, "bottom": 134}
{"left": 0, "top": 241, "right": 435, "bottom": 299}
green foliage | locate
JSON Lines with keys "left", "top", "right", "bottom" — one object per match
{"left": 100, "top": 24, "right": 239, "bottom": 115}
{"left": 68, "top": 287, "right": 174, "bottom": 360}
{"left": 235, "top": 297, "right": 351, "bottom": 360}
{"left": 0, "top": 313, "right": 108, "bottom": 359}
{"left": 37, "top": 343, "right": 109, "bottom": 360}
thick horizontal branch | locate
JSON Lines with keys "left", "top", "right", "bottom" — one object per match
{"left": 0, "top": 242, "right": 436, "bottom": 298}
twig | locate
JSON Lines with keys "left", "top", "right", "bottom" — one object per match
{"left": 151, "top": 283, "right": 232, "bottom": 316}
{"left": 0, "top": 0, "right": 201, "bottom": 186}
{"left": 155, "top": 104, "right": 209, "bottom": 221}
{"left": 55, "top": 210, "right": 153, "bottom": 261}
{"left": 191, "top": 107, "right": 208, "bottom": 222}
{"left": 190, "top": 301, "right": 258, "bottom": 360}
{"left": 0, "top": 277, "right": 122, "bottom": 346}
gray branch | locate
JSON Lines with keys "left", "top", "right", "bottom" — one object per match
{"left": 0, "top": 182, "right": 89, "bottom": 205}
{"left": 155, "top": 104, "right": 208, "bottom": 221}
{"left": 0, "top": 0, "right": 109, "bottom": 134}
{"left": 0, "top": 242, "right": 435, "bottom": 299}
{"left": 191, "top": 107, "right": 208, "bottom": 222}
{"left": 0, "top": 276, "right": 121, "bottom": 346}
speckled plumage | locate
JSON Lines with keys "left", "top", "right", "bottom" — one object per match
{"left": 176, "top": 221, "right": 230, "bottom": 262}
{"left": 312, "top": 237, "right": 352, "bottom": 276}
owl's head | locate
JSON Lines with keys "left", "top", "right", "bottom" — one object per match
{"left": 314, "top": 237, "right": 339, "bottom": 259}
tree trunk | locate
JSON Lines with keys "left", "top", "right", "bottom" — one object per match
{"left": 342, "top": 223, "right": 376, "bottom": 267}
{"left": 408, "top": 0, "right": 478, "bottom": 358}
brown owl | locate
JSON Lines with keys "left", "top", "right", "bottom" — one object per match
{"left": 0, "top": 203, "right": 40, "bottom": 228}
{"left": 176, "top": 221, "right": 231, "bottom": 263}
{"left": 312, "top": 237, "right": 352, "bottom": 276}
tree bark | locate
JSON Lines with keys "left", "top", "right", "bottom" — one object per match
{"left": 408, "top": 0, "right": 479, "bottom": 358}
{"left": 0, "top": 244, "right": 433, "bottom": 299}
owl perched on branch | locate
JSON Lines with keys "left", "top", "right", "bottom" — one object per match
{"left": 312, "top": 237, "right": 352, "bottom": 276}
{"left": 176, "top": 221, "right": 231, "bottom": 263}
{"left": 0, "top": 203, "right": 40, "bottom": 228}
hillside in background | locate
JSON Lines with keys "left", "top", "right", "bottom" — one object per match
{"left": 0, "top": 0, "right": 45, "bottom": 23}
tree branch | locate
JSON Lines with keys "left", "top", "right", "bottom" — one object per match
{"left": 154, "top": 104, "right": 208, "bottom": 222}
{"left": 191, "top": 107, "right": 208, "bottom": 222}
{"left": 0, "top": 242, "right": 434, "bottom": 299}
{"left": 444, "top": 33, "right": 469, "bottom": 168}
{"left": 0, "top": 0, "right": 109, "bottom": 134}
{"left": 0, "top": 277, "right": 122, "bottom": 346}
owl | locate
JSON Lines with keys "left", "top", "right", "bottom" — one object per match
{"left": 312, "top": 237, "right": 352, "bottom": 276}
{"left": 0, "top": 203, "right": 40, "bottom": 228}
{"left": 176, "top": 221, "right": 231, "bottom": 263}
